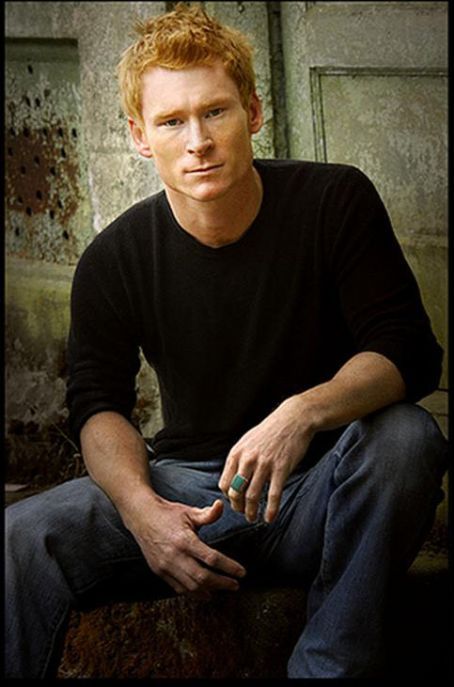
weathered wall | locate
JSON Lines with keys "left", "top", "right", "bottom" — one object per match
{"left": 5, "top": 1, "right": 448, "bottom": 487}
{"left": 280, "top": 1, "right": 448, "bottom": 433}
{"left": 4, "top": 1, "right": 276, "bottom": 483}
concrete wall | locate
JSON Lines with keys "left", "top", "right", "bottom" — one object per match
{"left": 5, "top": 1, "right": 448, "bottom": 485}
{"left": 4, "top": 1, "right": 276, "bottom": 482}
{"left": 280, "top": 1, "right": 448, "bottom": 436}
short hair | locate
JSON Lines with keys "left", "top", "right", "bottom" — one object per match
{"left": 117, "top": 2, "right": 257, "bottom": 125}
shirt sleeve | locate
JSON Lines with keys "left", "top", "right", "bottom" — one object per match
{"left": 66, "top": 235, "right": 141, "bottom": 446}
{"left": 325, "top": 166, "right": 443, "bottom": 402}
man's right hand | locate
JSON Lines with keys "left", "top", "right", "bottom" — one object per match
{"left": 79, "top": 412, "right": 245, "bottom": 596}
{"left": 125, "top": 495, "right": 247, "bottom": 595}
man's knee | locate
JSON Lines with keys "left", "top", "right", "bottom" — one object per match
{"left": 6, "top": 478, "right": 98, "bottom": 562}
{"left": 335, "top": 402, "right": 447, "bottom": 490}
{"left": 366, "top": 402, "right": 447, "bottom": 472}
{"left": 5, "top": 494, "right": 56, "bottom": 574}
{"left": 6, "top": 488, "right": 64, "bottom": 547}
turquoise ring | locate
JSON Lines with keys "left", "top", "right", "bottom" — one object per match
{"left": 230, "top": 474, "right": 249, "bottom": 494}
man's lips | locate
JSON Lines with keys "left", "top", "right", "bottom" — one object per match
{"left": 186, "top": 164, "right": 223, "bottom": 174}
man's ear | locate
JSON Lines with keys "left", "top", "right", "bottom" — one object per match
{"left": 248, "top": 92, "right": 263, "bottom": 135}
{"left": 128, "top": 118, "right": 153, "bottom": 158}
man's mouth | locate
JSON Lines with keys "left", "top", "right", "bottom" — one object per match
{"left": 187, "top": 164, "right": 223, "bottom": 174}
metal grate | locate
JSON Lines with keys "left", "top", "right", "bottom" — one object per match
{"left": 5, "top": 39, "right": 92, "bottom": 264}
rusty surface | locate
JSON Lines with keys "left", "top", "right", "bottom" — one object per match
{"left": 5, "top": 118, "right": 83, "bottom": 262}
{"left": 5, "top": 120, "right": 80, "bottom": 225}
{"left": 5, "top": 40, "right": 91, "bottom": 264}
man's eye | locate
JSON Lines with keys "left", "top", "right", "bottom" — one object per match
{"left": 163, "top": 119, "right": 181, "bottom": 127}
{"left": 206, "top": 108, "right": 224, "bottom": 118}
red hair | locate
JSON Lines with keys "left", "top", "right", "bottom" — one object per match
{"left": 117, "top": 2, "right": 257, "bottom": 125}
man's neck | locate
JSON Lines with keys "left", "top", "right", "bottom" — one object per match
{"left": 165, "top": 167, "right": 263, "bottom": 248}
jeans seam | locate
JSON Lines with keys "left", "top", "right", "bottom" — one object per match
{"left": 317, "top": 449, "right": 342, "bottom": 592}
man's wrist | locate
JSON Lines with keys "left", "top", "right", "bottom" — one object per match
{"left": 116, "top": 481, "right": 164, "bottom": 532}
{"left": 289, "top": 384, "right": 334, "bottom": 435}
{"left": 282, "top": 392, "right": 322, "bottom": 437}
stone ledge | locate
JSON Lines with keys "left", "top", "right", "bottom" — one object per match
{"left": 57, "top": 550, "right": 449, "bottom": 679}
{"left": 58, "top": 586, "right": 307, "bottom": 679}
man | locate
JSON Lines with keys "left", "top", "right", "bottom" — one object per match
{"left": 5, "top": 3, "right": 448, "bottom": 678}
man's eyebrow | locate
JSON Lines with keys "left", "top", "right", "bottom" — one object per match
{"left": 199, "top": 95, "right": 233, "bottom": 108}
{"left": 152, "top": 96, "right": 235, "bottom": 121}
{"left": 153, "top": 109, "right": 183, "bottom": 122}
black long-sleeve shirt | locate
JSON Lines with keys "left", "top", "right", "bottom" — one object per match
{"left": 66, "top": 160, "right": 443, "bottom": 460}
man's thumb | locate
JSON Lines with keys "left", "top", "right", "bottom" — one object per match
{"left": 191, "top": 499, "right": 224, "bottom": 527}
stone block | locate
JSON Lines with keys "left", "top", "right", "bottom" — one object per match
{"left": 58, "top": 586, "right": 307, "bottom": 679}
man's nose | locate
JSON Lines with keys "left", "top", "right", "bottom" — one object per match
{"left": 186, "top": 120, "right": 213, "bottom": 156}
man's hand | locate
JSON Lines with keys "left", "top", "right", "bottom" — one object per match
{"left": 218, "top": 352, "right": 407, "bottom": 526}
{"left": 126, "top": 496, "right": 247, "bottom": 596}
{"left": 80, "top": 412, "right": 246, "bottom": 598}
{"left": 218, "top": 396, "right": 315, "bottom": 525}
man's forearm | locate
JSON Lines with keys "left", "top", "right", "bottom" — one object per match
{"left": 80, "top": 411, "right": 161, "bottom": 527}
{"left": 294, "top": 351, "right": 407, "bottom": 434}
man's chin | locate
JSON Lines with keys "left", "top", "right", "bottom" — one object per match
{"left": 185, "top": 182, "right": 231, "bottom": 204}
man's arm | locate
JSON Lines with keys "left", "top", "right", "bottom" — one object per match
{"left": 67, "top": 228, "right": 246, "bottom": 595}
{"left": 219, "top": 351, "right": 406, "bottom": 524}
{"left": 81, "top": 411, "right": 246, "bottom": 594}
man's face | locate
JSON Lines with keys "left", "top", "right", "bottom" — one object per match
{"left": 129, "top": 61, "right": 263, "bottom": 205}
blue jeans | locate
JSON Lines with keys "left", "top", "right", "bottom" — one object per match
{"left": 5, "top": 403, "right": 448, "bottom": 678}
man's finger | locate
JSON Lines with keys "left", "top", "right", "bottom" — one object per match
{"left": 161, "top": 572, "right": 187, "bottom": 595}
{"left": 264, "top": 471, "right": 286, "bottom": 524}
{"left": 244, "top": 469, "right": 268, "bottom": 523}
{"left": 189, "top": 499, "right": 224, "bottom": 528}
{"left": 218, "top": 453, "right": 239, "bottom": 496}
{"left": 185, "top": 559, "right": 242, "bottom": 592}
{"left": 227, "top": 482, "right": 247, "bottom": 512}
{"left": 191, "top": 536, "right": 247, "bottom": 579}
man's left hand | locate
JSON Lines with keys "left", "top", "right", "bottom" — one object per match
{"left": 218, "top": 395, "right": 315, "bottom": 524}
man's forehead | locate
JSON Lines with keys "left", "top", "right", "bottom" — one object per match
{"left": 141, "top": 62, "right": 242, "bottom": 112}
{"left": 141, "top": 60, "right": 238, "bottom": 91}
